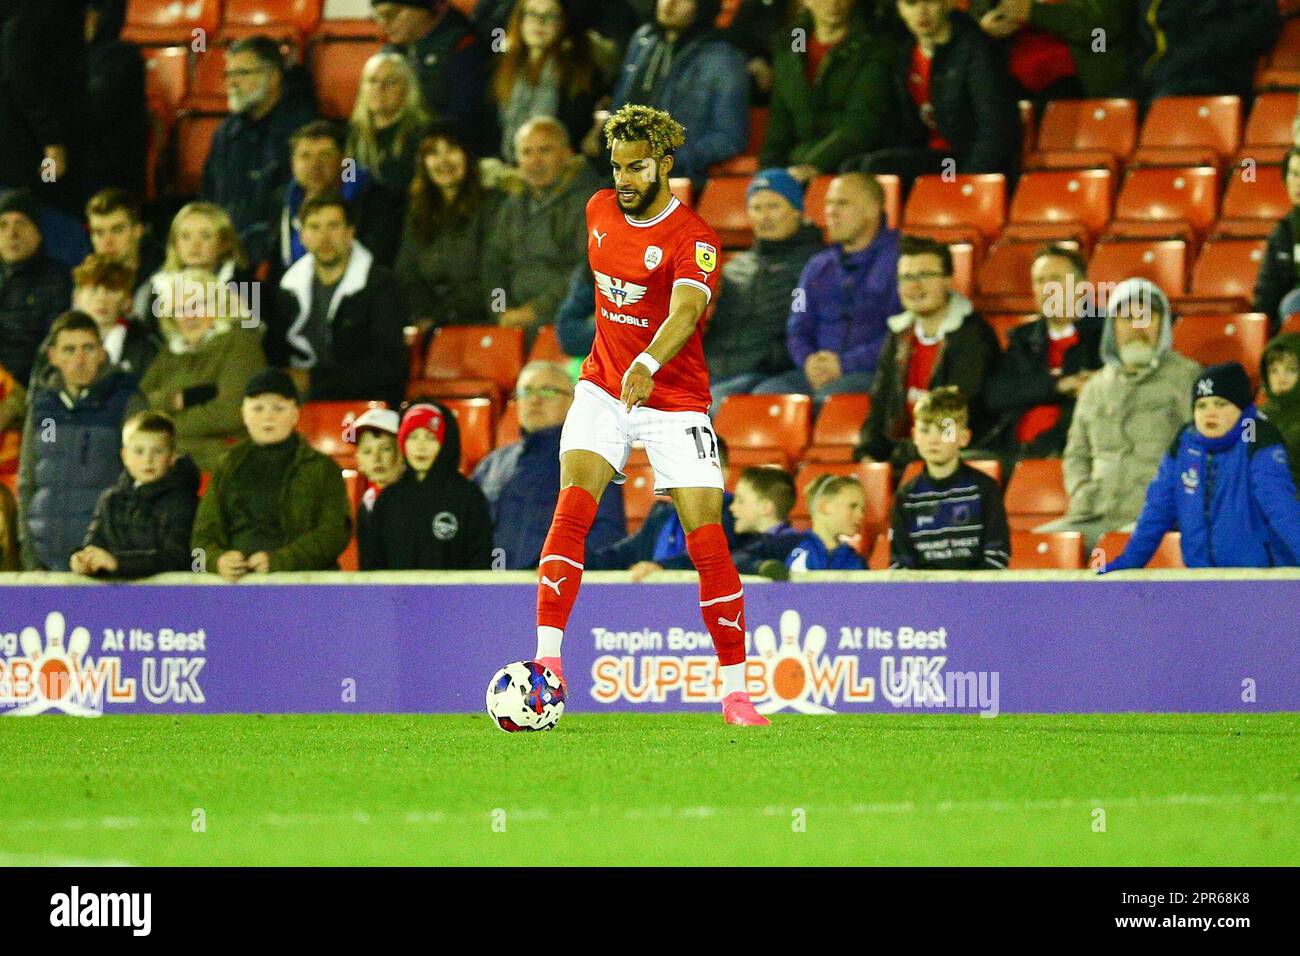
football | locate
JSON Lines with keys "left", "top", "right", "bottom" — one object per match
{"left": 485, "top": 661, "right": 566, "bottom": 732}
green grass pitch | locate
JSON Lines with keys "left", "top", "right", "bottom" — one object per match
{"left": 1, "top": 713, "right": 1297, "bottom": 866}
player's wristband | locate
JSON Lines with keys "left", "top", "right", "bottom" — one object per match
{"left": 631, "top": 352, "right": 661, "bottom": 377}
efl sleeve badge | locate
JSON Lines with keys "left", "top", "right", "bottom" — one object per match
{"left": 694, "top": 241, "right": 718, "bottom": 274}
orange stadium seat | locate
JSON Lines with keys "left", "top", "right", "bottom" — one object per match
{"left": 338, "top": 467, "right": 360, "bottom": 572}
{"left": 1009, "top": 530, "right": 1084, "bottom": 569}
{"left": 442, "top": 398, "right": 495, "bottom": 474}
{"left": 124, "top": 0, "right": 223, "bottom": 44}
{"left": 1004, "top": 458, "right": 1068, "bottom": 530}
{"left": 416, "top": 326, "right": 524, "bottom": 405}
{"left": 1171, "top": 313, "right": 1269, "bottom": 388}
{"left": 1187, "top": 238, "right": 1266, "bottom": 306}
{"left": 900, "top": 458, "right": 1003, "bottom": 487}
{"left": 903, "top": 174, "right": 1007, "bottom": 252}
{"left": 1108, "top": 166, "right": 1219, "bottom": 240}
{"left": 310, "top": 36, "right": 383, "bottom": 120}
{"left": 220, "top": 0, "right": 323, "bottom": 43}
{"left": 315, "top": 15, "right": 383, "bottom": 40}
{"left": 297, "top": 400, "right": 387, "bottom": 465}
{"left": 1088, "top": 239, "right": 1188, "bottom": 296}
{"left": 621, "top": 464, "right": 659, "bottom": 534}
{"left": 142, "top": 47, "right": 190, "bottom": 128}
{"left": 183, "top": 46, "right": 229, "bottom": 112}
{"left": 714, "top": 394, "right": 812, "bottom": 470}
{"left": 172, "top": 113, "right": 224, "bottom": 195}
{"left": 1217, "top": 163, "right": 1289, "bottom": 235}
{"left": 1094, "top": 531, "right": 1186, "bottom": 569}
{"left": 527, "top": 325, "right": 566, "bottom": 364}
{"left": 697, "top": 177, "right": 753, "bottom": 248}
{"left": 1007, "top": 169, "right": 1113, "bottom": 237}
{"left": 948, "top": 242, "right": 976, "bottom": 299}
{"left": 668, "top": 177, "right": 694, "bottom": 207}
{"left": 1029, "top": 98, "right": 1137, "bottom": 172}
{"left": 1238, "top": 91, "right": 1297, "bottom": 165}
{"left": 977, "top": 239, "right": 1082, "bottom": 299}
{"left": 804, "top": 393, "right": 870, "bottom": 463}
{"left": 1129, "top": 95, "right": 1242, "bottom": 169}
{"left": 804, "top": 173, "right": 901, "bottom": 232}
{"left": 985, "top": 312, "right": 1038, "bottom": 350}
{"left": 1268, "top": 15, "right": 1300, "bottom": 69}
{"left": 867, "top": 532, "right": 890, "bottom": 569}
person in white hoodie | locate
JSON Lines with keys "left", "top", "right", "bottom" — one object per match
{"left": 270, "top": 193, "right": 408, "bottom": 408}
{"left": 853, "top": 234, "right": 1001, "bottom": 467}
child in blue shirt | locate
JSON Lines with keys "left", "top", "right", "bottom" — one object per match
{"left": 1104, "top": 362, "right": 1300, "bottom": 570}
{"left": 786, "top": 473, "right": 867, "bottom": 571}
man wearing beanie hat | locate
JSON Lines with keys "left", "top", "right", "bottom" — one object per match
{"left": 1103, "top": 361, "right": 1300, "bottom": 570}
{"left": 704, "top": 169, "right": 824, "bottom": 405}
{"left": 758, "top": 0, "right": 896, "bottom": 182}
{"left": 191, "top": 368, "right": 351, "bottom": 580}
{"left": 0, "top": 188, "right": 74, "bottom": 389}
{"left": 362, "top": 401, "right": 494, "bottom": 570}
{"left": 372, "top": 1, "right": 497, "bottom": 157}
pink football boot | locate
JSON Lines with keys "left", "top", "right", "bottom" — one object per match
{"left": 722, "top": 692, "right": 770, "bottom": 726}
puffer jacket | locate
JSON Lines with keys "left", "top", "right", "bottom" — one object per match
{"left": 81, "top": 454, "right": 201, "bottom": 578}
{"left": 1107, "top": 410, "right": 1300, "bottom": 569}
{"left": 18, "top": 364, "right": 138, "bottom": 570}
{"left": 1061, "top": 286, "right": 1202, "bottom": 525}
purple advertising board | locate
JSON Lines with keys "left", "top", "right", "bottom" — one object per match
{"left": 0, "top": 578, "right": 1296, "bottom": 716}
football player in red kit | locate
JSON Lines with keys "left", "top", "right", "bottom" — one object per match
{"left": 532, "top": 104, "right": 768, "bottom": 726}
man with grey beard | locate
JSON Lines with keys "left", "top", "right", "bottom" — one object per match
{"left": 1036, "top": 278, "right": 1201, "bottom": 550}
{"left": 200, "top": 35, "right": 317, "bottom": 255}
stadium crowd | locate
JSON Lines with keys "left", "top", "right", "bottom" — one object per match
{"left": 3, "top": 0, "right": 1300, "bottom": 577}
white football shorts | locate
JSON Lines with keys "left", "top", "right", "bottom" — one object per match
{"left": 559, "top": 380, "right": 724, "bottom": 493}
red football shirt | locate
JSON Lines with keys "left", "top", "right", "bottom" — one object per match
{"left": 1016, "top": 324, "right": 1079, "bottom": 444}
{"left": 580, "top": 189, "right": 722, "bottom": 413}
{"left": 907, "top": 47, "right": 952, "bottom": 152}
{"left": 905, "top": 330, "right": 943, "bottom": 425}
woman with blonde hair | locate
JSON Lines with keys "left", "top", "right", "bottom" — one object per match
{"left": 346, "top": 51, "right": 430, "bottom": 192}
{"left": 136, "top": 201, "right": 256, "bottom": 324}
{"left": 131, "top": 268, "right": 265, "bottom": 472}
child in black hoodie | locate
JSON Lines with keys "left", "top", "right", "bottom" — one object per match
{"left": 362, "top": 402, "right": 494, "bottom": 570}
{"left": 71, "top": 411, "right": 200, "bottom": 577}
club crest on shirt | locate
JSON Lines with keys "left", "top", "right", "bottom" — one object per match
{"left": 594, "top": 270, "right": 648, "bottom": 307}
{"left": 644, "top": 245, "right": 662, "bottom": 270}
{"left": 1181, "top": 466, "right": 1199, "bottom": 495}
{"left": 432, "top": 511, "right": 459, "bottom": 540}
{"left": 695, "top": 241, "right": 717, "bottom": 273}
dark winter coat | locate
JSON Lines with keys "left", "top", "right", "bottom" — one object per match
{"left": 395, "top": 190, "right": 503, "bottom": 328}
{"left": 1253, "top": 209, "right": 1299, "bottom": 331}
{"left": 472, "top": 423, "right": 625, "bottom": 569}
{"left": 271, "top": 243, "right": 408, "bottom": 409}
{"left": 890, "top": 462, "right": 1010, "bottom": 569}
{"left": 81, "top": 0, "right": 149, "bottom": 197}
{"left": 1107, "top": 411, "right": 1300, "bottom": 569}
{"left": 82, "top": 454, "right": 201, "bottom": 578}
{"left": 1260, "top": 332, "right": 1300, "bottom": 491}
{"left": 18, "top": 364, "right": 138, "bottom": 570}
{"left": 984, "top": 315, "right": 1104, "bottom": 456}
{"left": 0, "top": 251, "right": 72, "bottom": 387}
{"left": 705, "top": 222, "right": 823, "bottom": 382}
{"left": 389, "top": 5, "right": 498, "bottom": 158}
{"left": 190, "top": 432, "right": 352, "bottom": 572}
{"left": 854, "top": 294, "right": 1002, "bottom": 464}
{"left": 200, "top": 89, "right": 319, "bottom": 243}
{"left": 1135, "top": 0, "right": 1280, "bottom": 103}
{"left": 363, "top": 402, "right": 494, "bottom": 570}
{"left": 759, "top": 13, "right": 897, "bottom": 173}
{"left": 890, "top": 11, "right": 1021, "bottom": 176}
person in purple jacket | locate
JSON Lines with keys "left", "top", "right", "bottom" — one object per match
{"left": 753, "top": 172, "right": 901, "bottom": 405}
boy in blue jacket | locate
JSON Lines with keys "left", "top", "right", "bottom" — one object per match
{"left": 1103, "top": 362, "right": 1300, "bottom": 570}
{"left": 785, "top": 473, "right": 867, "bottom": 571}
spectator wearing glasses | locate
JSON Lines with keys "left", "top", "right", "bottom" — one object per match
{"left": 200, "top": 35, "right": 319, "bottom": 246}
{"left": 345, "top": 51, "right": 431, "bottom": 195}
{"left": 473, "top": 360, "right": 626, "bottom": 568}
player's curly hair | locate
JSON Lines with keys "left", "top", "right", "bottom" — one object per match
{"left": 603, "top": 104, "right": 686, "bottom": 159}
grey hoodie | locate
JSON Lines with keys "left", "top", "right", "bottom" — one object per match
{"left": 1059, "top": 278, "right": 1202, "bottom": 524}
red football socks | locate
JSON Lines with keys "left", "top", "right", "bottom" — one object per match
{"left": 536, "top": 485, "right": 598, "bottom": 632}
{"left": 686, "top": 523, "right": 746, "bottom": 666}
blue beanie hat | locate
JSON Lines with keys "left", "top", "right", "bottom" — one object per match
{"left": 747, "top": 168, "right": 803, "bottom": 212}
